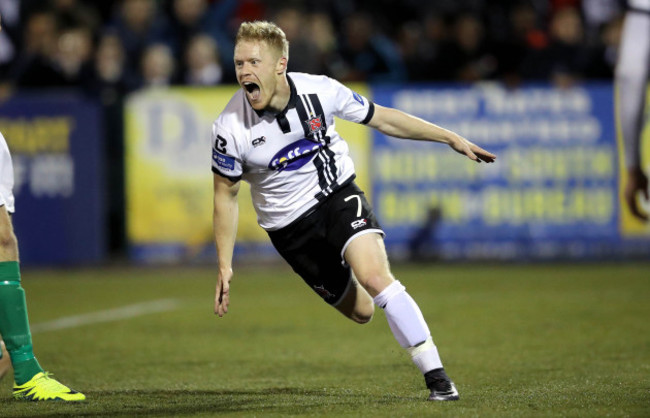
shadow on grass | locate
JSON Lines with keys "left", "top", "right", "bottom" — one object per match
{"left": 1, "top": 387, "right": 417, "bottom": 417}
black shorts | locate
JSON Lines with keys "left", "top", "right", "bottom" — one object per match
{"left": 267, "top": 181, "right": 384, "bottom": 306}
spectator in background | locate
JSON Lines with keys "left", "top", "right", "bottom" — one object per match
{"left": 85, "top": 31, "right": 129, "bottom": 99}
{"left": 397, "top": 21, "right": 426, "bottom": 82}
{"left": 437, "top": 13, "right": 498, "bottom": 82}
{"left": 55, "top": 24, "right": 94, "bottom": 86}
{"left": 9, "top": 9, "right": 66, "bottom": 88}
{"left": 587, "top": 14, "right": 623, "bottom": 79}
{"left": 492, "top": 2, "right": 546, "bottom": 86}
{"left": 108, "top": 0, "right": 169, "bottom": 88}
{"left": 85, "top": 31, "right": 129, "bottom": 255}
{"left": 522, "top": 6, "right": 591, "bottom": 87}
{"left": 163, "top": 0, "right": 236, "bottom": 83}
{"left": 305, "top": 12, "right": 339, "bottom": 77}
{"left": 273, "top": 8, "right": 323, "bottom": 74}
{"left": 336, "top": 12, "right": 406, "bottom": 83}
{"left": 582, "top": 0, "right": 622, "bottom": 45}
{"left": 139, "top": 42, "right": 175, "bottom": 88}
{"left": 184, "top": 34, "right": 223, "bottom": 86}
{"left": 50, "top": 0, "right": 101, "bottom": 32}
{"left": 11, "top": 7, "right": 95, "bottom": 89}
{"left": 420, "top": 13, "right": 449, "bottom": 79}
{"left": 397, "top": 13, "right": 448, "bottom": 82}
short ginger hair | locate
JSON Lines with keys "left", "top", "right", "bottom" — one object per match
{"left": 235, "top": 21, "right": 289, "bottom": 61}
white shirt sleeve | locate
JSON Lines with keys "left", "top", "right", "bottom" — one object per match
{"left": 329, "top": 78, "right": 375, "bottom": 124}
{"left": 211, "top": 122, "right": 243, "bottom": 181}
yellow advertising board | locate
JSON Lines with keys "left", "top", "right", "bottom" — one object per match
{"left": 125, "top": 86, "right": 266, "bottom": 258}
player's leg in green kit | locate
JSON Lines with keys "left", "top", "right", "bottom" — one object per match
{"left": 0, "top": 263, "right": 43, "bottom": 384}
{"left": 0, "top": 205, "right": 43, "bottom": 384}
{"left": 0, "top": 206, "right": 85, "bottom": 401}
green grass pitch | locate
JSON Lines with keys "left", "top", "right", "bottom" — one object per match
{"left": 1, "top": 262, "right": 649, "bottom": 417}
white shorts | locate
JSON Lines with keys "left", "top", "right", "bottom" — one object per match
{"left": 0, "top": 132, "right": 15, "bottom": 214}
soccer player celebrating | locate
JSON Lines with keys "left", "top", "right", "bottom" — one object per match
{"left": 616, "top": 0, "right": 650, "bottom": 221}
{"left": 0, "top": 16, "right": 85, "bottom": 400}
{"left": 211, "top": 21, "right": 496, "bottom": 401}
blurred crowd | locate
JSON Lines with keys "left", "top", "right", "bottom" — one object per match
{"left": 0, "top": 0, "right": 628, "bottom": 98}
{"left": 0, "top": 0, "right": 630, "bottom": 256}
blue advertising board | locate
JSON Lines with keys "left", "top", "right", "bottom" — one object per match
{"left": 371, "top": 83, "right": 645, "bottom": 260}
{"left": 0, "top": 94, "right": 105, "bottom": 265}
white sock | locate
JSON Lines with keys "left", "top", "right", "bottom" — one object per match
{"left": 408, "top": 337, "right": 442, "bottom": 374}
{"left": 373, "top": 281, "right": 443, "bottom": 373}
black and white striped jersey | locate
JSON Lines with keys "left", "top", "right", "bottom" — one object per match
{"left": 211, "top": 72, "right": 375, "bottom": 231}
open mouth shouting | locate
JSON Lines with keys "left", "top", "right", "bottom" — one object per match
{"left": 243, "top": 81, "right": 261, "bottom": 102}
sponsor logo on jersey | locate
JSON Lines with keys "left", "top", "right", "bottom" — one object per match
{"left": 252, "top": 136, "right": 266, "bottom": 147}
{"left": 313, "top": 284, "right": 335, "bottom": 300}
{"left": 351, "top": 219, "right": 367, "bottom": 229}
{"left": 268, "top": 138, "right": 323, "bottom": 172}
{"left": 306, "top": 115, "right": 324, "bottom": 136}
{"left": 352, "top": 91, "right": 364, "bottom": 105}
{"left": 213, "top": 150, "right": 235, "bottom": 171}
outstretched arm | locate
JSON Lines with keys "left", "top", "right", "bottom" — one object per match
{"left": 213, "top": 173, "right": 241, "bottom": 316}
{"left": 366, "top": 104, "right": 496, "bottom": 163}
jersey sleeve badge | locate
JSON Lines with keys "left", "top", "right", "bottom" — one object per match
{"left": 212, "top": 149, "right": 236, "bottom": 171}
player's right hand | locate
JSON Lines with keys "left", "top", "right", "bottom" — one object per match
{"left": 625, "top": 167, "right": 649, "bottom": 222}
{"left": 447, "top": 133, "right": 496, "bottom": 163}
{"left": 215, "top": 268, "right": 233, "bottom": 317}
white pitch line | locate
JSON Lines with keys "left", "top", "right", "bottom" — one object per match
{"left": 30, "top": 299, "right": 182, "bottom": 334}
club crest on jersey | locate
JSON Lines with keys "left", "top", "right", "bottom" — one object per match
{"left": 306, "top": 115, "right": 324, "bottom": 136}
{"left": 268, "top": 138, "right": 323, "bottom": 172}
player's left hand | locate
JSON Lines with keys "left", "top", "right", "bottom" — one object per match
{"left": 447, "top": 133, "right": 496, "bottom": 163}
